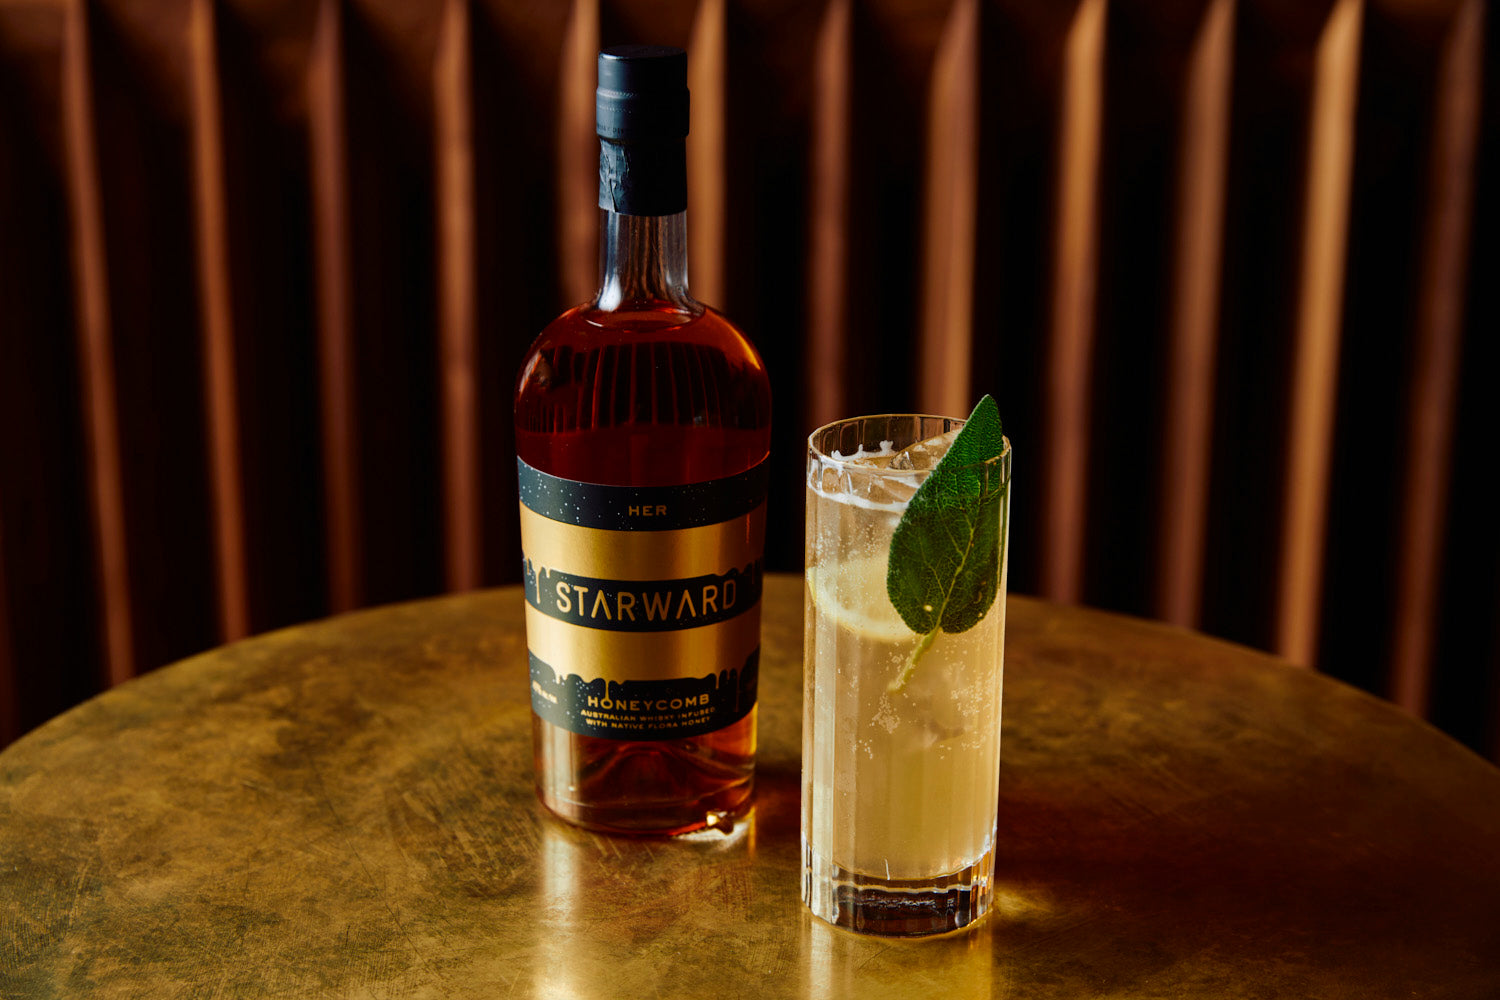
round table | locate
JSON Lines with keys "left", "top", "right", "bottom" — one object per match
{"left": 2, "top": 575, "right": 1497, "bottom": 998}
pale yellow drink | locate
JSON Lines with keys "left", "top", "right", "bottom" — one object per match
{"left": 801, "top": 416, "right": 1010, "bottom": 936}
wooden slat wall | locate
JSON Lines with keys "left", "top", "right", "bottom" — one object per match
{"left": 188, "top": 0, "right": 248, "bottom": 641}
{"left": 806, "top": 0, "right": 851, "bottom": 430}
{"left": 1042, "top": 0, "right": 1103, "bottom": 605}
{"left": 1391, "top": 0, "right": 1482, "bottom": 718}
{"left": 435, "top": 0, "right": 479, "bottom": 593}
{"left": 0, "top": 0, "right": 1496, "bottom": 761}
{"left": 309, "top": 0, "right": 361, "bottom": 613}
{"left": 1158, "top": 0, "right": 1232, "bottom": 628}
{"left": 62, "top": 0, "right": 134, "bottom": 688}
{"left": 1278, "top": 0, "right": 1362, "bottom": 670}
{"left": 0, "top": 0, "right": 100, "bottom": 744}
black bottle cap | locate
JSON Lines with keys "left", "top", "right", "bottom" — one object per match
{"left": 596, "top": 45, "right": 690, "bottom": 142}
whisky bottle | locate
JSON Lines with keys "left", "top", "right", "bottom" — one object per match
{"left": 514, "top": 45, "right": 772, "bottom": 835}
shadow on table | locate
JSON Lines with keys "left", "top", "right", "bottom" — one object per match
{"left": 987, "top": 773, "right": 1498, "bottom": 998}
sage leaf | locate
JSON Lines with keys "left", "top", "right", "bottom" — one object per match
{"left": 885, "top": 395, "right": 1007, "bottom": 690}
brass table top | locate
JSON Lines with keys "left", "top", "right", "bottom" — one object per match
{"left": 3, "top": 574, "right": 1498, "bottom": 998}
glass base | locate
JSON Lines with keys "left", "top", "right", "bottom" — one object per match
{"left": 801, "top": 841, "right": 993, "bottom": 937}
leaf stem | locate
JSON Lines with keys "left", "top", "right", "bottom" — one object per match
{"left": 888, "top": 628, "right": 939, "bottom": 693}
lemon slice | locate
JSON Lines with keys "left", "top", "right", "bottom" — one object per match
{"left": 807, "top": 556, "right": 914, "bottom": 645}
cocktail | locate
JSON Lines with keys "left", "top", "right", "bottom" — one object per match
{"left": 802, "top": 399, "right": 1011, "bottom": 936}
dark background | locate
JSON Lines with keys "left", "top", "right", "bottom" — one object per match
{"left": 1, "top": 0, "right": 1496, "bottom": 761}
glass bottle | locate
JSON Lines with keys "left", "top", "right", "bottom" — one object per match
{"left": 513, "top": 45, "right": 772, "bottom": 835}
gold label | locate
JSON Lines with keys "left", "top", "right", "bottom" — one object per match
{"left": 517, "top": 458, "right": 767, "bottom": 740}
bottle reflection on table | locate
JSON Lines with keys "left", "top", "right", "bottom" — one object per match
{"left": 533, "top": 809, "right": 757, "bottom": 999}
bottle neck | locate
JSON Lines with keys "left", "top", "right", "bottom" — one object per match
{"left": 594, "top": 209, "right": 697, "bottom": 314}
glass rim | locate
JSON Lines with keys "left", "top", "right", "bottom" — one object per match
{"left": 807, "top": 412, "right": 1011, "bottom": 473}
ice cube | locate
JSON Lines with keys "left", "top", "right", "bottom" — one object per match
{"left": 890, "top": 429, "right": 960, "bottom": 470}
{"left": 855, "top": 472, "right": 919, "bottom": 507}
{"left": 818, "top": 439, "right": 921, "bottom": 507}
{"left": 832, "top": 440, "right": 900, "bottom": 468}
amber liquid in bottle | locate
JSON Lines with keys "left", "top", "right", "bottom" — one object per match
{"left": 515, "top": 207, "right": 772, "bottom": 835}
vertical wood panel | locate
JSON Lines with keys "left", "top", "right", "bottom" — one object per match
{"left": 1491, "top": 596, "right": 1500, "bottom": 763}
{"left": 711, "top": 0, "right": 824, "bottom": 575}
{"left": 1157, "top": 0, "right": 1234, "bottom": 627}
{"left": 806, "top": 0, "right": 851, "bottom": 430}
{"left": 340, "top": 0, "right": 444, "bottom": 608}
{"left": 1310, "top": 2, "right": 1456, "bottom": 705}
{"left": 847, "top": 1, "right": 946, "bottom": 415}
{"left": 0, "top": 521, "right": 14, "bottom": 744}
{"left": 207, "top": 0, "right": 328, "bottom": 635}
{"left": 966, "top": 1, "right": 1074, "bottom": 599}
{"left": 1, "top": 17, "right": 29, "bottom": 743}
{"left": 308, "top": 0, "right": 361, "bottom": 612}
{"left": 435, "top": 0, "right": 479, "bottom": 593}
{"left": 469, "top": 0, "right": 571, "bottom": 584}
{"left": 188, "top": 0, "right": 250, "bottom": 641}
{"left": 558, "top": 0, "right": 598, "bottom": 305}
{"left": 1, "top": 3, "right": 102, "bottom": 744}
{"left": 1041, "top": 0, "right": 1105, "bottom": 604}
{"left": 1389, "top": 0, "right": 1482, "bottom": 716}
{"left": 917, "top": 0, "right": 977, "bottom": 419}
{"left": 62, "top": 0, "right": 133, "bottom": 686}
{"left": 687, "top": 0, "right": 726, "bottom": 307}
{"left": 1083, "top": 1, "right": 1201, "bottom": 619}
{"left": 1199, "top": 1, "right": 1321, "bottom": 655}
{"left": 1492, "top": 612, "right": 1500, "bottom": 764}
{"left": 1276, "top": 0, "right": 1362, "bottom": 667}
{"left": 87, "top": 0, "right": 221, "bottom": 676}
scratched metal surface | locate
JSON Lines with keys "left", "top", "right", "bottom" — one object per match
{"left": 2, "top": 575, "right": 1499, "bottom": 998}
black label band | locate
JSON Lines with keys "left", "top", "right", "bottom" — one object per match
{"left": 517, "top": 457, "right": 769, "bottom": 531}
{"left": 525, "top": 560, "right": 763, "bottom": 633}
{"left": 529, "top": 650, "right": 757, "bottom": 740}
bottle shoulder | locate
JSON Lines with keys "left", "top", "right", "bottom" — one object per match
{"left": 517, "top": 301, "right": 769, "bottom": 387}
{"left": 529, "top": 300, "right": 756, "bottom": 345}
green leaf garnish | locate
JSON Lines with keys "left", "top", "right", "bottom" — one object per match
{"left": 885, "top": 394, "right": 1008, "bottom": 692}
